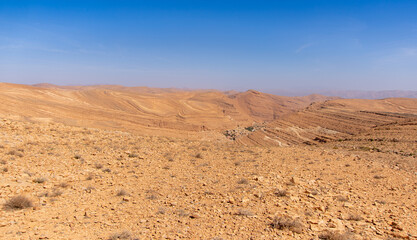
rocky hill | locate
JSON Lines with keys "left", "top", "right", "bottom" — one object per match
{"left": 0, "top": 83, "right": 334, "bottom": 137}
{"left": 237, "top": 98, "right": 417, "bottom": 147}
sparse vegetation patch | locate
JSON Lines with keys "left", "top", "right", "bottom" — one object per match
{"left": 271, "top": 215, "right": 303, "bottom": 233}
{"left": 4, "top": 195, "right": 33, "bottom": 210}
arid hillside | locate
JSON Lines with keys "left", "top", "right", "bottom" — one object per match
{"left": 0, "top": 118, "right": 416, "bottom": 239}
{"left": 323, "top": 118, "right": 417, "bottom": 171}
{"left": 0, "top": 83, "right": 416, "bottom": 239}
{"left": 0, "top": 83, "right": 334, "bottom": 137}
{"left": 237, "top": 98, "right": 417, "bottom": 147}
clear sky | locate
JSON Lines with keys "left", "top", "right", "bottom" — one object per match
{"left": 1, "top": 0, "right": 417, "bottom": 91}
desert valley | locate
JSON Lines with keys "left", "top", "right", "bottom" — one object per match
{"left": 0, "top": 82, "right": 416, "bottom": 239}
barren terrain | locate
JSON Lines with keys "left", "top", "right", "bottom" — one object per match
{"left": 0, "top": 83, "right": 416, "bottom": 239}
{"left": 0, "top": 83, "right": 334, "bottom": 136}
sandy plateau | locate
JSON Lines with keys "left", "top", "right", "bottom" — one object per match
{"left": 0, "top": 83, "right": 416, "bottom": 240}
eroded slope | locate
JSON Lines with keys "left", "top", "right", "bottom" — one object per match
{"left": 237, "top": 98, "right": 417, "bottom": 147}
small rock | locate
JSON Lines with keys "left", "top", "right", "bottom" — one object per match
{"left": 390, "top": 221, "right": 403, "bottom": 231}
{"left": 253, "top": 176, "right": 264, "bottom": 181}
{"left": 328, "top": 219, "right": 345, "bottom": 231}
{"left": 391, "top": 231, "right": 408, "bottom": 239}
{"left": 290, "top": 176, "right": 300, "bottom": 185}
{"left": 310, "top": 224, "right": 321, "bottom": 231}
{"left": 254, "top": 192, "right": 262, "bottom": 198}
{"left": 343, "top": 202, "right": 353, "bottom": 208}
{"left": 307, "top": 194, "right": 315, "bottom": 199}
{"left": 189, "top": 214, "right": 200, "bottom": 219}
{"left": 317, "top": 206, "right": 325, "bottom": 212}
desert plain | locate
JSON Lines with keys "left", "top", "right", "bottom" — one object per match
{"left": 0, "top": 83, "right": 416, "bottom": 239}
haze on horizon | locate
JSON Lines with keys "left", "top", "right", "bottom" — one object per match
{"left": 1, "top": 0, "right": 417, "bottom": 92}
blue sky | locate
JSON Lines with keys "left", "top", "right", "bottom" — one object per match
{"left": 1, "top": 0, "right": 417, "bottom": 91}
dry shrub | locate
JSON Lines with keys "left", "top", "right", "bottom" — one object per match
{"left": 347, "top": 213, "right": 363, "bottom": 221}
{"left": 108, "top": 230, "right": 132, "bottom": 240}
{"left": 336, "top": 196, "right": 349, "bottom": 202}
{"left": 86, "top": 172, "right": 94, "bottom": 180}
{"left": 374, "top": 175, "right": 385, "bottom": 179}
{"left": 146, "top": 194, "right": 157, "bottom": 200}
{"left": 7, "top": 150, "right": 16, "bottom": 155}
{"left": 94, "top": 163, "right": 103, "bottom": 169}
{"left": 274, "top": 189, "right": 288, "bottom": 197}
{"left": 271, "top": 215, "right": 303, "bottom": 233}
{"left": 195, "top": 153, "right": 203, "bottom": 159}
{"left": 49, "top": 189, "right": 63, "bottom": 197}
{"left": 236, "top": 208, "right": 255, "bottom": 217}
{"left": 237, "top": 178, "right": 249, "bottom": 184}
{"left": 85, "top": 186, "right": 95, "bottom": 193}
{"left": 39, "top": 189, "right": 63, "bottom": 198}
{"left": 58, "top": 182, "right": 69, "bottom": 188}
{"left": 156, "top": 207, "right": 166, "bottom": 214}
{"left": 38, "top": 192, "right": 49, "bottom": 197}
{"left": 319, "top": 231, "right": 353, "bottom": 240}
{"left": 4, "top": 195, "right": 33, "bottom": 210}
{"left": 197, "top": 163, "right": 209, "bottom": 167}
{"left": 11, "top": 150, "right": 24, "bottom": 157}
{"left": 33, "top": 177, "right": 47, "bottom": 183}
{"left": 116, "top": 189, "right": 128, "bottom": 196}
{"left": 177, "top": 209, "right": 189, "bottom": 217}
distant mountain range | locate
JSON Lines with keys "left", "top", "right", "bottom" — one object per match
{"left": 265, "top": 90, "right": 417, "bottom": 99}
{"left": 33, "top": 83, "right": 417, "bottom": 99}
